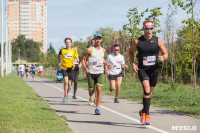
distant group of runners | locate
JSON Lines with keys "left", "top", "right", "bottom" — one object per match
{"left": 17, "top": 64, "right": 43, "bottom": 79}
{"left": 58, "top": 20, "right": 168, "bottom": 125}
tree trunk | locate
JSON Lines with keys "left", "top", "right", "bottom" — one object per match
{"left": 193, "top": 52, "right": 197, "bottom": 95}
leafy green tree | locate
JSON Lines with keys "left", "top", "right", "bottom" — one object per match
{"left": 45, "top": 43, "right": 58, "bottom": 68}
{"left": 123, "top": 7, "right": 163, "bottom": 44}
{"left": 172, "top": 0, "right": 200, "bottom": 94}
{"left": 73, "top": 41, "right": 88, "bottom": 59}
{"left": 11, "top": 35, "right": 42, "bottom": 62}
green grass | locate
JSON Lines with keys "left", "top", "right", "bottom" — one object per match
{"left": 78, "top": 76, "right": 200, "bottom": 117}
{"left": 0, "top": 73, "right": 73, "bottom": 133}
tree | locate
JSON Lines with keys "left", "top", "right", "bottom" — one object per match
{"left": 45, "top": 43, "right": 58, "bottom": 68}
{"left": 73, "top": 41, "right": 88, "bottom": 59}
{"left": 11, "top": 35, "right": 42, "bottom": 62}
{"left": 172, "top": 0, "right": 200, "bottom": 94}
{"left": 163, "top": 3, "right": 178, "bottom": 86}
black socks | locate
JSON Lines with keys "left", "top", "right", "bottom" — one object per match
{"left": 143, "top": 97, "right": 150, "bottom": 115}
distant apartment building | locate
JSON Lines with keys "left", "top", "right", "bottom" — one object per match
{"left": 8, "top": 0, "right": 47, "bottom": 53}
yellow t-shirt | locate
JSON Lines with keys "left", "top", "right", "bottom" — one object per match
{"left": 59, "top": 48, "right": 79, "bottom": 70}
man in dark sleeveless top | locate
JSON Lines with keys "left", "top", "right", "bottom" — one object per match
{"left": 129, "top": 21, "right": 168, "bottom": 125}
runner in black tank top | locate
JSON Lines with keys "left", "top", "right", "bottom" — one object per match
{"left": 129, "top": 21, "right": 168, "bottom": 125}
{"left": 137, "top": 35, "right": 159, "bottom": 87}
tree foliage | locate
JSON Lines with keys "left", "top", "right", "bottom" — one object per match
{"left": 42, "top": 43, "right": 58, "bottom": 68}
{"left": 123, "top": 7, "right": 163, "bottom": 43}
{"left": 11, "top": 35, "right": 42, "bottom": 62}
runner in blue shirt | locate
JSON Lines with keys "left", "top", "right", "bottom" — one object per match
{"left": 31, "top": 64, "right": 36, "bottom": 79}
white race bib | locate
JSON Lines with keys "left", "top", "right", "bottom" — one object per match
{"left": 92, "top": 62, "right": 103, "bottom": 69}
{"left": 65, "top": 53, "right": 72, "bottom": 58}
{"left": 143, "top": 56, "right": 156, "bottom": 66}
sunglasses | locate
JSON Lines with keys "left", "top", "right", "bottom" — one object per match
{"left": 145, "top": 27, "right": 154, "bottom": 30}
{"left": 115, "top": 49, "right": 120, "bottom": 51}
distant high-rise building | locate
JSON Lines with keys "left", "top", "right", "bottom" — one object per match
{"left": 8, "top": 0, "right": 47, "bottom": 53}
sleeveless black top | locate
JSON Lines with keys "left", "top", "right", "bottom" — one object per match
{"left": 137, "top": 35, "right": 159, "bottom": 70}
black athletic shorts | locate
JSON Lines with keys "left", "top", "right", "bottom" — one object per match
{"left": 62, "top": 68, "right": 74, "bottom": 80}
{"left": 109, "top": 72, "right": 123, "bottom": 80}
{"left": 138, "top": 68, "right": 158, "bottom": 87}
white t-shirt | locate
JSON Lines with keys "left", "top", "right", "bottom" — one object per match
{"left": 19, "top": 64, "right": 25, "bottom": 71}
{"left": 106, "top": 53, "right": 125, "bottom": 75}
{"left": 38, "top": 65, "right": 43, "bottom": 71}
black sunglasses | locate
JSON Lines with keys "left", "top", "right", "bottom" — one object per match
{"left": 115, "top": 49, "right": 120, "bottom": 51}
{"left": 145, "top": 27, "right": 154, "bottom": 30}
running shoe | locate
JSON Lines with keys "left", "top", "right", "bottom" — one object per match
{"left": 114, "top": 98, "right": 119, "bottom": 103}
{"left": 139, "top": 109, "right": 146, "bottom": 125}
{"left": 73, "top": 96, "right": 77, "bottom": 99}
{"left": 63, "top": 95, "right": 68, "bottom": 102}
{"left": 95, "top": 108, "right": 101, "bottom": 115}
{"left": 89, "top": 98, "right": 93, "bottom": 105}
{"left": 145, "top": 115, "right": 151, "bottom": 125}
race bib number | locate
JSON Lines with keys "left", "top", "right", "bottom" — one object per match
{"left": 93, "top": 62, "right": 103, "bottom": 68}
{"left": 143, "top": 56, "right": 156, "bottom": 66}
{"left": 65, "top": 53, "right": 72, "bottom": 58}
{"left": 113, "top": 65, "right": 121, "bottom": 70}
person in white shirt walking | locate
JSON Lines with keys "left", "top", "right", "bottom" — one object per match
{"left": 105, "top": 44, "right": 128, "bottom": 103}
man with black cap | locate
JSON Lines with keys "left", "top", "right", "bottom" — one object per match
{"left": 129, "top": 20, "right": 168, "bottom": 125}
{"left": 82, "top": 33, "right": 107, "bottom": 115}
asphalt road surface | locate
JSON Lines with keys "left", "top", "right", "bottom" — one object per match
{"left": 24, "top": 77, "right": 200, "bottom": 133}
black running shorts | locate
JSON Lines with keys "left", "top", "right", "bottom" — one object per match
{"left": 138, "top": 68, "right": 158, "bottom": 87}
{"left": 109, "top": 72, "right": 123, "bottom": 80}
{"left": 62, "top": 68, "right": 74, "bottom": 80}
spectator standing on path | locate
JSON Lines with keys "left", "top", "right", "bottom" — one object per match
{"left": 129, "top": 20, "right": 168, "bottom": 125}
{"left": 38, "top": 64, "right": 43, "bottom": 79}
{"left": 82, "top": 33, "right": 109, "bottom": 115}
{"left": 31, "top": 64, "right": 36, "bottom": 80}
{"left": 105, "top": 44, "right": 128, "bottom": 103}
{"left": 58, "top": 38, "right": 79, "bottom": 102}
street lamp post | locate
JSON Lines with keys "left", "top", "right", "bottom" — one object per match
{"left": 6, "top": 15, "right": 8, "bottom": 76}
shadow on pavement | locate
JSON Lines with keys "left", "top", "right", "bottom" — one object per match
{"left": 55, "top": 109, "right": 91, "bottom": 115}
{"left": 67, "top": 120, "right": 144, "bottom": 128}
{"left": 40, "top": 80, "right": 56, "bottom": 83}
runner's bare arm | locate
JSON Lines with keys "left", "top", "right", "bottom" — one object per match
{"left": 121, "top": 64, "right": 128, "bottom": 69}
{"left": 158, "top": 38, "right": 168, "bottom": 62}
{"left": 58, "top": 54, "right": 61, "bottom": 66}
{"left": 129, "top": 39, "right": 139, "bottom": 73}
{"left": 81, "top": 47, "right": 92, "bottom": 74}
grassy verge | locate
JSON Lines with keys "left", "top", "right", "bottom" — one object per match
{"left": 78, "top": 76, "right": 200, "bottom": 117}
{"left": 0, "top": 73, "right": 73, "bottom": 133}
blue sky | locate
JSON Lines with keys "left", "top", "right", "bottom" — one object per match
{"left": 1, "top": 0, "right": 200, "bottom": 53}
{"left": 47, "top": 0, "right": 199, "bottom": 52}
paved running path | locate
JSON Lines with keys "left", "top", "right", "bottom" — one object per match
{"left": 24, "top": 77, "right": 199, "bottom": 133}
